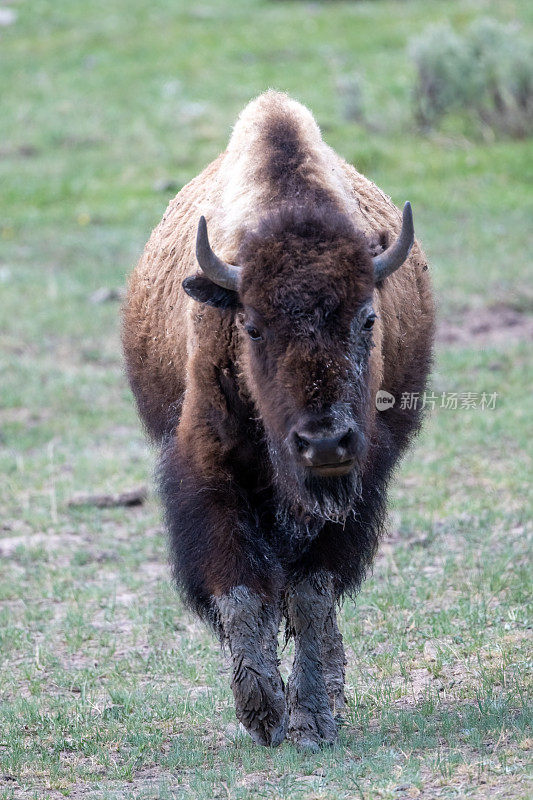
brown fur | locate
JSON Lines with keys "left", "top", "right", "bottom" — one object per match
{"left": 122, "top": 91, "right": 434, "bottom": 747}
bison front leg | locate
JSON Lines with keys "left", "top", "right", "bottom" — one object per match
{"left": 321, "top": 602, "right": 347, "bottom": 716}
{"left": 285, "top": 572, "right": 340, "bottom": 751}
{"left": 215, "top": 587, "right": 287, "bottom": 747}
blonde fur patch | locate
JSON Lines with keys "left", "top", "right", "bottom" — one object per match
{"left": 215, "top": 91, "right": 361, "bottom": 244}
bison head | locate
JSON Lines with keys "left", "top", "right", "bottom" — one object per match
{"left": 183, "top": 203, "right": 413, "bottom": 523}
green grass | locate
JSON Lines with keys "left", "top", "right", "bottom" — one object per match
{"left": 0, "top": 0, "right": 532, "bottom": 798}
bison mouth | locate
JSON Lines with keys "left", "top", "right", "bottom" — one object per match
{"left": 307, "top": 458, "right": 356, "bottom": 478}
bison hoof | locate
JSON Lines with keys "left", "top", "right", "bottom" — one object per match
{"left": 288, "top": 707, "right": 338, "bottom": 752}
{"left": 231, "top": 662, "right": 287, "bottom": 747}
{"left": 247, "top": 708, "right": 288, "bottom": 748}
{"left": 293, "top": 736, "right": 320, "bottom": 754}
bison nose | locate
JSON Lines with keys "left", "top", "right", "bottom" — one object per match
{"left": 291, "top": 427, "right": 359, "bottom": 472}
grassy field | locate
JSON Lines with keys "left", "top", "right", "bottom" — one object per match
{"left": 0, "top": 0, "right": 532, "bottom": 797}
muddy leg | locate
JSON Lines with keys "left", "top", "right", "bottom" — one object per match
{"left": 285, "top": 572, "right": 339, "bottom": 751}
{"left": 215, "top": 586, "right": 287, "bottom": 747}
{"left": 322, "top": 603, "right": 346, "bottom": 716}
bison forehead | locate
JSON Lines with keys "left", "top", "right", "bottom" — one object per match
{"left": 238, "top": 204, "right": 375, "bottom": 318}
{"left": 271, "top": 283, "right": 341, "bottom": 319}
{"left": 240, "top": 249, "right": 374, "bottom": 331}
{"left": 267, "top": 285, "right": 361, "bottom": 336}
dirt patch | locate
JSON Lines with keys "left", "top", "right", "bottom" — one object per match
{"left": 417, "top": 764, "right": 531, "bottom": 800}
{"left": 67, "top": 486, "right": 148, "bottom": 509}
{"left": 438, "top": 303, "right": 533, "bottom": 346}
{"left": 0, "top": 531, "right": 83, "bottom": 558}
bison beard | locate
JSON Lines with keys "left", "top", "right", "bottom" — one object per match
{"left": 122, "top": 91, "right": 434, "bottom": 750}
{"left": 271, "top": 453, "right": 362, "bottom": 546}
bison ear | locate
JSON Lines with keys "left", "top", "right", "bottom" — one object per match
{"left": 367, "top": 230, "right": 390, "bottom": 258}
{"left": 182, "top": 274, "right": 240, "bottom": 310}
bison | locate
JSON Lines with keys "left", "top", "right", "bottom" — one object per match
{"left": 122, "top": 91, "right": 434, "bottom": 751}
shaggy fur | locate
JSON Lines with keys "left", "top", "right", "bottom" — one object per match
{"left": 122, "top": 91, "right": 435, "bottom": 747}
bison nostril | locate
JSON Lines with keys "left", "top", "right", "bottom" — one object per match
{"left": 338, "top": 428, "right": 354, "bottom": 450}
{"left": 293, "top": 432, "right": 311, "bottom": 452}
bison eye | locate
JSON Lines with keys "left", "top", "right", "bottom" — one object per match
{"left": 245, "top": 324, "right": 262, "bottom": 341}
{"left": 363, "top": 312, "right": 377, "bottom": 330}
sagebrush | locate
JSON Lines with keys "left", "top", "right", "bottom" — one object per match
{"left": 410, "top": 18, "right": 533, "bottom": 137}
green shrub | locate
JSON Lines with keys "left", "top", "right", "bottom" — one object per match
{"left": 410, "top": 18, "right": 533, "bottom": 137}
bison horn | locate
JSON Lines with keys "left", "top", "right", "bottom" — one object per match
{"left": 196, "top": 216, "right": 241, "bottom": 291}
{"left": 372, "top": 202, "right": 414, "bottom": 283}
